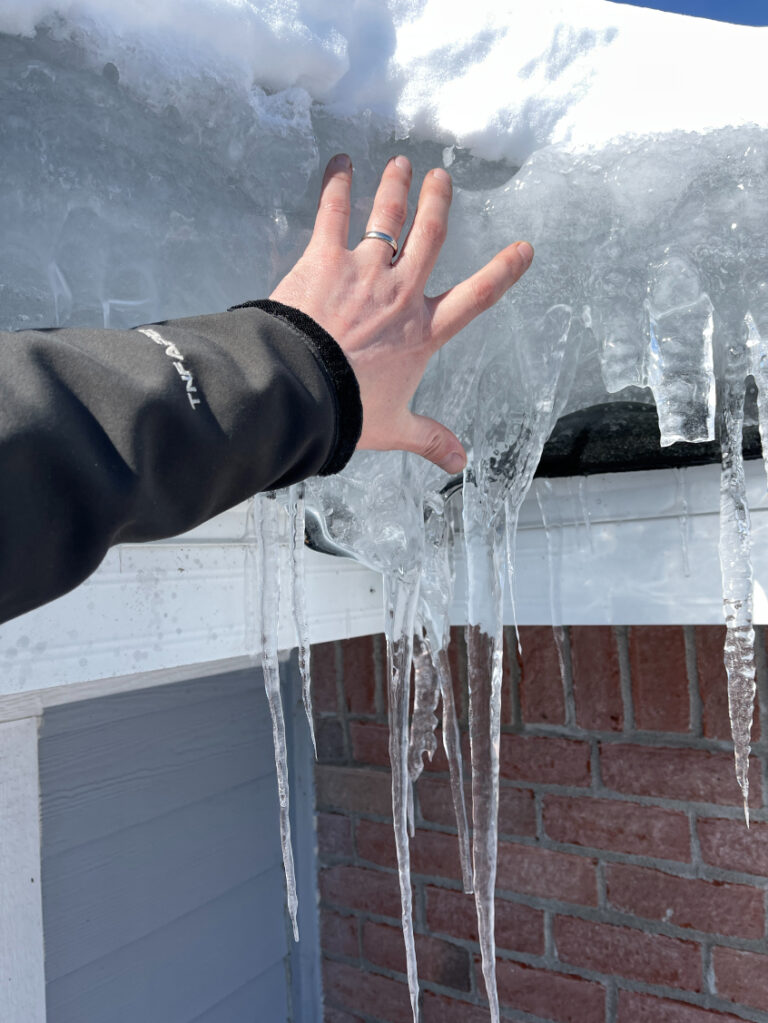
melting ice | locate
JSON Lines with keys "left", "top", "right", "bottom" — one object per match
{"left": 3, "top": 2, "right": 768, "bottom": 1020}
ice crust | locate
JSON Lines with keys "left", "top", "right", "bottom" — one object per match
{"left": 3, "top": 3, "right": 768, "bottom": 1020}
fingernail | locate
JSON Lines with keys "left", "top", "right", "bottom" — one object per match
{"left": 517, "top": 241, "right": 534, "bottom": 267}
{"left": 395, "top": 155, "right": 411, "bottom": 172}
{"left": 332, "top": 153, "right": 352, "bottom": 172}
{"left": 432, "top": 167, "right": 451, "bottom": 182}
{"left": 443, "top": 452, "right": 466, "bottom": 475}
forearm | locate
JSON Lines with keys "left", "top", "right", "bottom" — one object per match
{"left": 0, "top": 302, "right": 361, "bottom": 623}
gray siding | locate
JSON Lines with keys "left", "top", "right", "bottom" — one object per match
{"left": 39, "top": 666, "right": 307, "bottom": 1023}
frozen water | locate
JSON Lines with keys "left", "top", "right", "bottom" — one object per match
{"left": 4, "top": 2, "right": 768, "bottom": 1019}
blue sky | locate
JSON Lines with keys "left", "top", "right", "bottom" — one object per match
{"left": 612, "top": 0, "right": 768, "bottom": 24}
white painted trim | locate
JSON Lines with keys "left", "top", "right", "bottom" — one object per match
{"left": 0, "top": 717, "right": 46, "bottom": 1023}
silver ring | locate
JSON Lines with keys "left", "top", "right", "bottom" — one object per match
{"left": 361, "top": 230, "right": 398, "bottom": 256}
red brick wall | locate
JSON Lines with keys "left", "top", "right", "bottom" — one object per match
{"left": 312, "top": 626, "right": 768, "bottom": 1023}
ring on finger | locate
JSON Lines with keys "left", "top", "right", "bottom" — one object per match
{"left": 361, "top": 230, "right": 398, "bottom": 257}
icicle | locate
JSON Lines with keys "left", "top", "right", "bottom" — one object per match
{"left": 384, "top": 568, "right": 422, "bottom": 1023}
{"left": 717, "top": 333, "right": 756, "bottom": 825}
{"left": 408, "top": 628, "right": 441, "bottom": 783}
{"left": 535, "top": 478, "right": 568, "bottom": 682}
{"left": 256, "top": 492, "right": 300, "bottom": 939}
{"left": 577, "top": 475, "right": 595, "bottom": 553}
{"left": 434, "top": 644, "right": 473, "bottom": 893}
{"left": 746, "top": 311, "right": 768, "bottom": 489}
{"left": 463, "top": 479, "right": 505, "bottom": 1023}
{"left": 674, "top": 467, "right": 692, "bottom": 577}
{"left": 420, "top": 502, "right": 473, "bottom": 892}
{"left": 286, "top": 483, "right": 316, "bottom": 757}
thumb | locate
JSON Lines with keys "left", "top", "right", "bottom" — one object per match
{"left": 400, "top": 412, "right": 467, "bottom": 475}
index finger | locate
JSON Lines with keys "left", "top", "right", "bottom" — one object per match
{"left": 312, "top": 154, "right": 353, "bottom": 250}
{"left": 425, "top": 242, "right": 533, "bottom": 348}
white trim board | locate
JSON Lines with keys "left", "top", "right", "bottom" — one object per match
{"left": 0, "top": 717, "right": 46, "bottom": 1023}
{"left": 2, "top": 460, "right": 768, "bottom": 702}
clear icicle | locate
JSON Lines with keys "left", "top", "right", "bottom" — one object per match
{"left": 408, "top": 628, "right": 441, "bottom": 783}
{"left": 746, "top": 311, "right": 768, "bottom": 489}
{"left": 384, "top": 569, "right": 422, "bottom": 1023}
{"left": 257, "top": 492, "right": 300, "bottom": 939}
{"left": 434, "top": 643, "right": 473, "bottom": 893}
{"left": 463, "top": 487, "right": 505, "bottom": 1023}
{"left": 419, "top": 504, "right": 473, "bottom": 893}
{"left": 718, "top": 356, "right": 756, "bottom": 825}
{"left": 675, "top": 467, "right": 692, "bottom": 578}
{"left": 286, "top": 483, "right": 316, "bottom": 757}
{"left": 535, "top": 478, "right": 569, "bottom": 685}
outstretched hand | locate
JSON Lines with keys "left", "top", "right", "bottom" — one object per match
{"left": 270, "top": 153, "right": 533, "bottom": 475}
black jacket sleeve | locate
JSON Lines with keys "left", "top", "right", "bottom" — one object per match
{"left": 0, "top": 300, "right": 362, "bottom": 624}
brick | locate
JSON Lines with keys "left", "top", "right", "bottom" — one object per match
{"left": 606, "top": 863, "right": 764, "bottom": 938}
{"left": 316, "top": 765, "right": 392, "bottom": 817}
{"left": 543, "top": 794, "right": 691, "bottom": 860}
{"left": 317, "top": 813, "right": 354, "bottom": 861}
{"left": 357, "top": 819, "right": 462, "bottom": 881}
{"left": 600, "top": 743, "right": 762, "bottom": 808}
{"left": 320, "top": 865, "right": 402, "bottom": 919}
{"left": 323, "top": 960, "right": 413, "bottom": 1023}
{"left": 342, "top": 635, "right": 378, "bottom": 716}
{"left": 322, "top": 910, "right": 360, "bottom": 959}
{"left": 416, "top": 775, "right": 536, "bottom": 837}
{"left": 499, "top": 733, "right": 591, "bottom": 787}
{"left": 422, "top": 993, "right": 489, "bottom": 1023}
{"left": 630, "top": 626, "right": 689, "bottom": 732}
{"left": 618, "top": 991, "right": 746, "bottom": 1022}
{"left": 350, "top": 721, "right": 390, "bottom": 767}
{"left": 554, "top": 916, "right": 701, "bottom": 990}
{"left": 317, "top": 718, "right": 346, "bottom": 764}
{"left": 698, "top": 816, "right": 768, "bottom": 875}
{"left": 314, "top": 641, "right": 339, "bottom": 714}
{"left": 518, "top": 625, "right": 566, "bottom": 725}
{"left": 426, "top": 885, "right": 545, "bottom": 955}
{"left": 362, "top": 920, "right": 471, "bottom": 991}
{"left": 325, "top": 1008, "right": 365, "bottom": 1023}
{"left": 571, "top": 626, "right": 623, "bottom": 731}
{"left": 495, "top": 960, "right": 606, "bottom": 1022}
{"left": 697, "top": 627, "right": 761, "bottom": 741}
{"left": 714, "top": 947, "right": 768, "bottom": 1011}
{"left": 497, "top": 841, "right": 598, "bottom": 905}
{"left": 501, "top": 626, "right": 520, "bottom": 726}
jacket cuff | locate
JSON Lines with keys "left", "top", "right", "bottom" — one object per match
{"left": 229, "top": 299, "right": 362, "bottom": 476}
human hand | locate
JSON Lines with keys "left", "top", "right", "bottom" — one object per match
{"left": 270, "top": 153, "right": 533, "bottom": 475}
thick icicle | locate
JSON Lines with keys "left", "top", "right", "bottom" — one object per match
{"left": 286, "top": 483, "right": 316, "bottom": 757}
{"left": 408, "top": 628, "right": 441, "bottom": 782}
{"left": 718, "top": 348, "right": 756, "bottom": 825}
{"left": 385, "top": 568, "right": 422, "bottom": 1023}
{"left": 257, "top": 492, "right": 300, "bottom": 940}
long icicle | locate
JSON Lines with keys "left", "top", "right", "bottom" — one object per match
{"left": 463, "top": 476, "right": 505, "bottom": 1023}
{"left": 434, "top": 643, "right": 473, "bottom": 893}
{"left": 384, "top": 568, "right": 422, "bottom": 1022}
{"left": 718, "top": 351, "right": 756, "bottom": 825}
{"left": 286, "top": 482, "right": 316, "bottom": 757}
{"left": 420, "top": 504, "right": 473, "bottom": 892}
{"left": 257, "top": 491, "right": 300, "bottom": 939}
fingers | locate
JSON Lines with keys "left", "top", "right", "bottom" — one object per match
{"left": 399, "top": 412, "right": 467, "bottom": 475}
{"left": 359, "top": 156, "right": 412, "bottom": 263}
{"left": 397, "top": 167, "right": 453, "bottom": 287}
{"left": 426, "top": 241, "right": 534, "bottom": 348}
{"left": 312, "top": 154, "right": 353, "bottom": 250}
